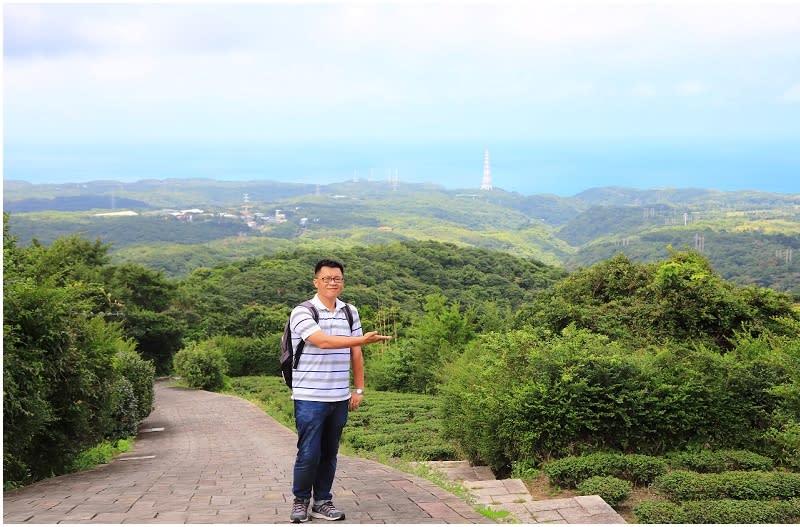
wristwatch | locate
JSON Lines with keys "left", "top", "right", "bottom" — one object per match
{"left": 354, "top": 388, "right": 364, "bottom": 395}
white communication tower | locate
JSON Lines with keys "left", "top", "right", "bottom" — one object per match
{"left": 481, "top": 149, "right": 493, "bottom": 190}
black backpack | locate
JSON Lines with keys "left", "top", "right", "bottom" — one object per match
{"left": 280, "top": 301, "right": 354, "bottom": 388}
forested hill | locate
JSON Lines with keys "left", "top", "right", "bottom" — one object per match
{"left": 5, "top": 178, "right": 799, "bottom": 294}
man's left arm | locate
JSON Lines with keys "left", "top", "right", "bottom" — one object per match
{"left": 349, "top": 346, "right": 364, "bottom": 410}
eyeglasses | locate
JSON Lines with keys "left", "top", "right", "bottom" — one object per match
{"left": 317, "top": 276, "right": 345, "bottom": 284}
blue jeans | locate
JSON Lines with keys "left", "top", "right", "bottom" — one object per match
{"left": 292, "top": 399, "right": 349, "bottom": 502}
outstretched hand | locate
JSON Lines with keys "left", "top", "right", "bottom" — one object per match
{"left": 362, "top": 331, "right": 392, "bottom": 344}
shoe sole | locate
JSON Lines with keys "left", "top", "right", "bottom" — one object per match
{"left": 310, "top": 512, "right": 345, "bottom": 521}
{"left": 290, "top": 516, "right": 309, "bottom": 523}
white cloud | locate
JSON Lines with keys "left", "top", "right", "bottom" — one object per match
{"left": 675, "top": 80, "right": 709, "bottom": 97}
{"left": 631, "top": 82, "right": 658, "bottom": 98}
{"left": 782, "top": 83, "right": 800, "bottom": 103}
{"left": 4, "top": 1, "right": 800, "bottom": 143}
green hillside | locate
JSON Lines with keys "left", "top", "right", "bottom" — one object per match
{"left": 4, "top": 178, "right": 798, "bottom": 294}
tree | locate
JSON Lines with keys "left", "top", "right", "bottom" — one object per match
{"left": 124, "top": 308, "right": 185, "bottom": 375}
{"left": 101, "top": 263, "right": 176, "bottom": 312}
{"left": 404, "top": 293, "right": 475, "bottom": 393}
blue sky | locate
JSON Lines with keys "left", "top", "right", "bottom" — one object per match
{"left": 4, "top": 1, "right": 800, "bottom": 195}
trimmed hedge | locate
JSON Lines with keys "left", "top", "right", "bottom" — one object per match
{"left": 654, "top": 470, "right": 800, "bottom": 501}
{"left": 634, "top": 498, "right": 800, "bottom": 523}
{"left": 668, "top": 449, "right": 774, "bottom": 473}
{"left": 576, "top": 476, "right": 632, "bottom": 506}
{"left": 543, "top": 452, "right": 667, "bottom": 488}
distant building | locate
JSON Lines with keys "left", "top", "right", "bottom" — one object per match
{"left": 94, "top": 210, "right": 138, "bottom": 217}
{"left": 169, "top": 208, "right": 204, "bottom": 221}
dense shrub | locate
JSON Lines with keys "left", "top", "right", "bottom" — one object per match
{"left": 113, "top": 347, "right": 156, "bottom": 423}
{"left": 634, "top": 498, "right": 800, "bottom": 524}
{"left": 209, "top": 334, "right": 279, "bottom": 377}
{"left": 172, "top": 342, "right": 228, "bottom": 391}
{"left": 654, "top": 470, "right": 800, "bottom": 501}
{"left": 765, "top": 419, "right": 800, "bottom": 470}
{"left": 3, "top": 284, "right": 122, "bottom": 485}
{"left": 108, "top": 377, "right": 139, "bottom": 439}
{"left": 108, "top": 347, "right": 155, "bottom": 440}
{"left": 543, "top": 452, "right": 667, "bottom": 488}
{"left": 3, "top": 276, "right": 155, "bottom": 485}
{"left": 668, "top": 449, "right": 774, "bottom": 473}
{"left": 368, "top": 340, "right": 415, "bottom": 392}
{"left": 440, "top": 323, "right": 799, "bottom": 473}
{"left": 576, "top": 476, "right": 632, "bottom": 506}
{"left": 520, "top": 251, "right": 799, "bottom": 350}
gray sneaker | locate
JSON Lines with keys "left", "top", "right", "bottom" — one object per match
{"left": 290, "top": 498, "right": 310, "bottom": 523}
{"left": 310, "top": 501, "right": 345, "bottom": 521}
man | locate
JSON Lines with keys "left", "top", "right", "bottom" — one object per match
{"left": 289, "top": 259, "right": 392, "bottom": 523}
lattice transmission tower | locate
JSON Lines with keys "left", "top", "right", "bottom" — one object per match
{"left": 480, "top": 149, "right": 493, "bottom": 190}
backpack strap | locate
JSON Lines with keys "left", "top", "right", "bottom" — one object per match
{"left": 292, "top": 301, "right": 319, "bottom": 369}
{"left": 342, "top": 303, "right": 354, "bottom": 332}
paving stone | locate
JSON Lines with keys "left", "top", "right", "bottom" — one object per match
{"left": 2, "top": 379, "right": 625, "bottom": 524}
{"left": 525, "top": 497, "right": 585, "bottom": 512}
{"left": 533, "top": 508, "right": 566, "bottom": 522}
{"left": 574, "top": 494, "right": 617, "bottom": 515}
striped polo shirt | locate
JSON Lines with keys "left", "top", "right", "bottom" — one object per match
{"left": 289, "top": 294, "right": 363, "bottom": 402}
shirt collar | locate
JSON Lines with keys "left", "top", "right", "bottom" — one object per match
{"left": 311, "top": 294, "right": 343, "bottom": 313}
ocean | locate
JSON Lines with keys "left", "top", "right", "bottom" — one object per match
{"left": 3, "top": 140, "right": 799, "bottom": 197}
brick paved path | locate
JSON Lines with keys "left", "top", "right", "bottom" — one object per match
{"left": 3, "top": 380, "right": 492, "bottom": 524}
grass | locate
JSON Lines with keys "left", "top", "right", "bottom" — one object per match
{"left": 69, "top": 437, "right": 135, "bottom": 473}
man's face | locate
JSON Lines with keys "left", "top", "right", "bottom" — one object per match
{"left": 314, "top": 266, "right": 345, "bottom": 299}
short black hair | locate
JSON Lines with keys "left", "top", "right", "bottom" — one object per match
{"left": 315, "top": 259, "right": 344, "bottom": 275}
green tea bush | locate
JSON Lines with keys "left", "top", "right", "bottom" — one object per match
{"left": 228, "top": 376, "right": 295, "bottom": 427}
{"left": 654, "top": 470, "right": 800, "bottom": 501}
{"left": 635, "top": 498, "right": 800, "bottom": 524}
{"left": 632, "top": 500, "right": 689, "bottom": 523}
{"left": 543, "top": 452, "right": 667, "bottom": 488}
{"left": 682, "top": 498, "right": 800, "bottom": 523}
{"left": 576, "top": 476, "right": 632, "bottom": 506}
{"left": 227, "top": 376, "right": 460, "bottom": 461}
{"left": 173, "top": 341, "right": 228, "bottom": 391}
{"left": 668, "top": 449, "right": 774, "bottom": 473}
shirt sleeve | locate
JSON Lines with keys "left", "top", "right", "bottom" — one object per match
{"left": 290, "top": 306, "right": 319, "bottom": 341}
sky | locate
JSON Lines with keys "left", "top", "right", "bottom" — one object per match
{"left": 3, "top": 1, "right": 800, "bottom": 195}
